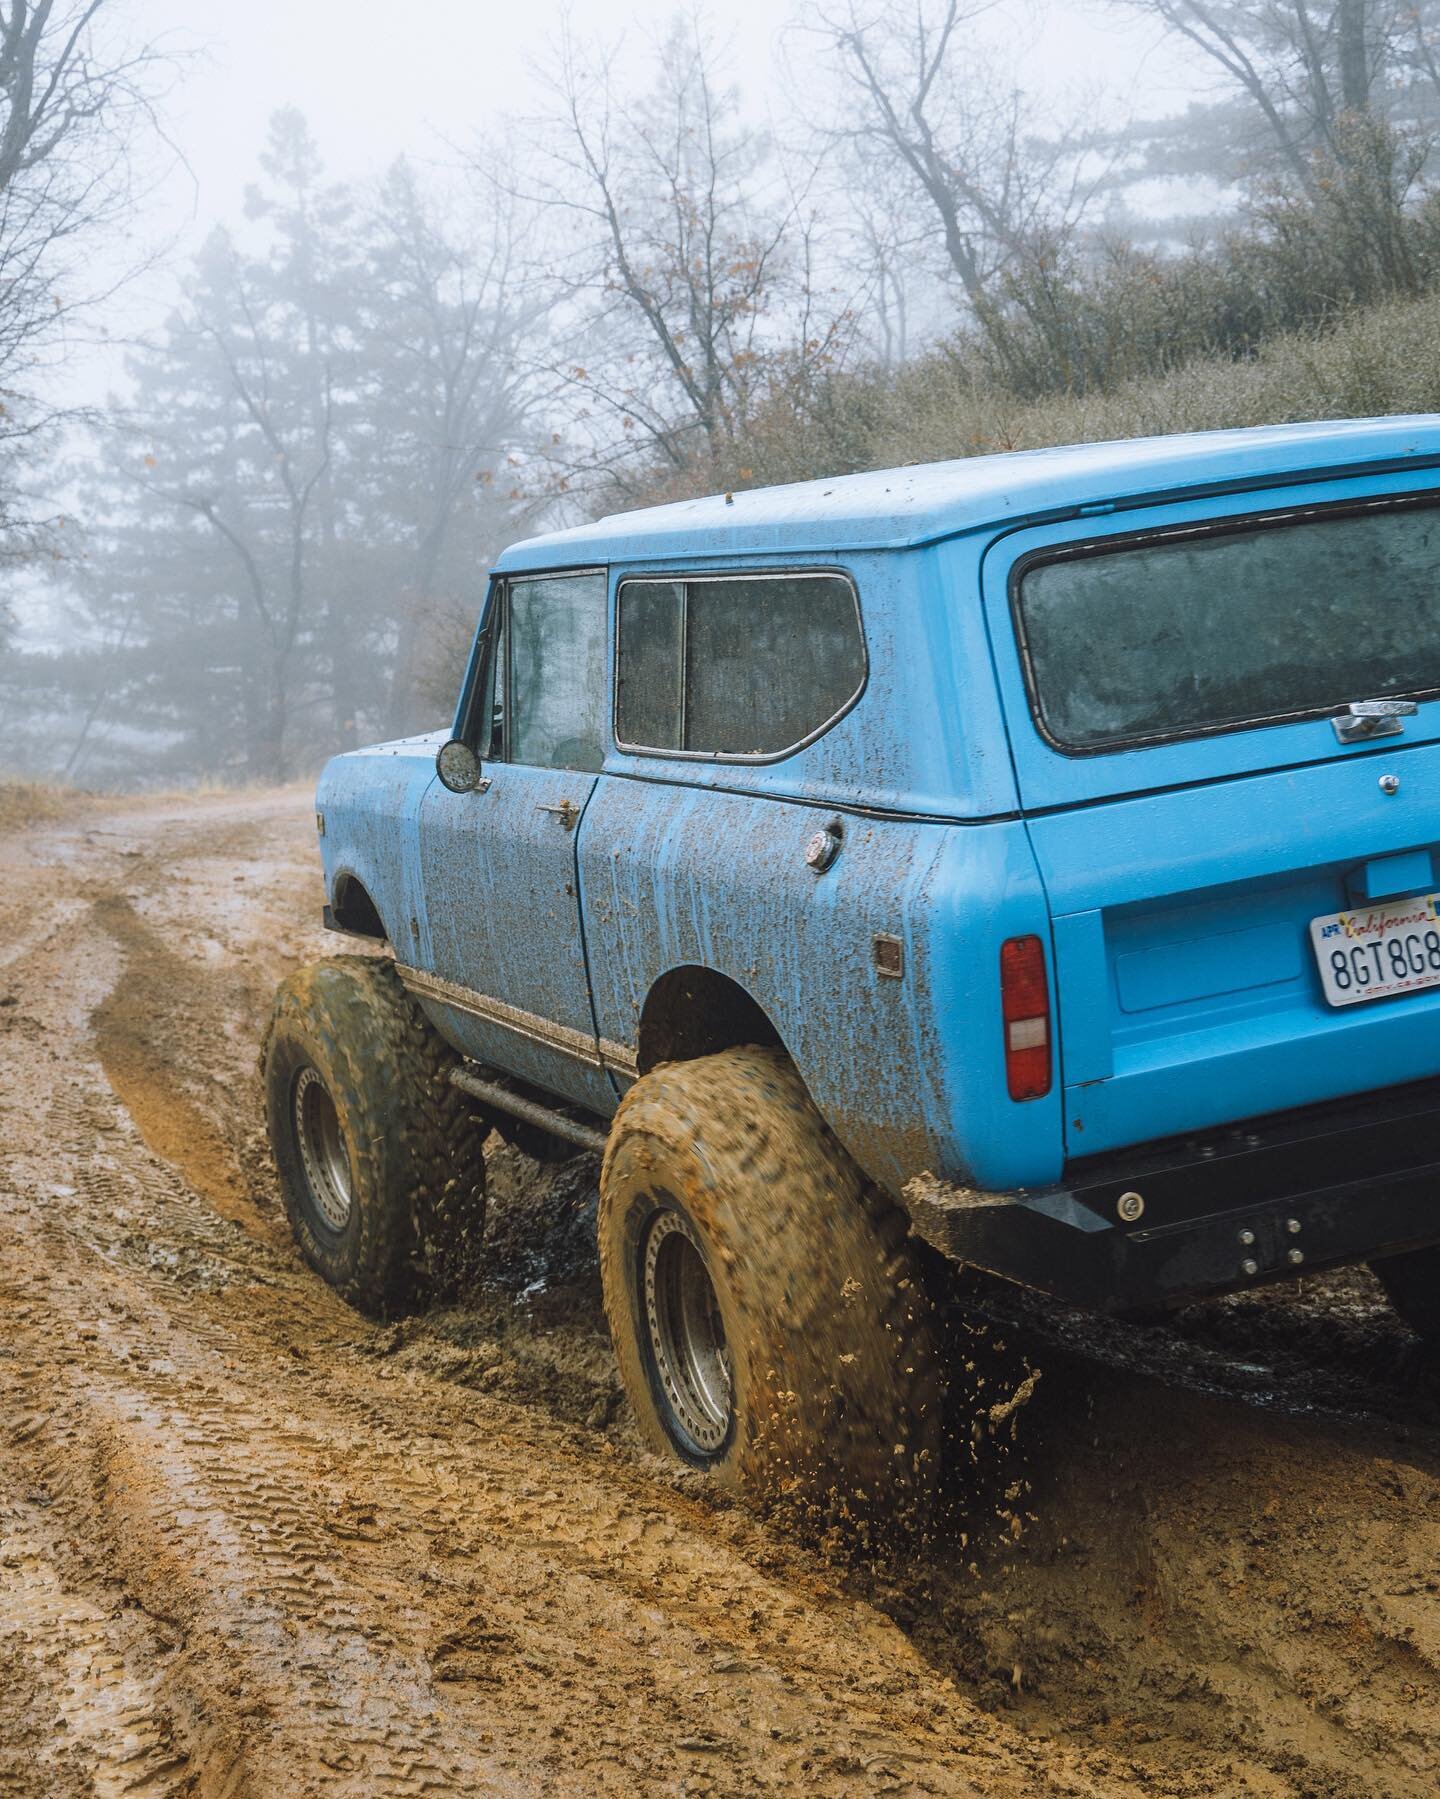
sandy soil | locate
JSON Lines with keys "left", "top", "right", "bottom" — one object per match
{"left": 1, "top": 787, "right": 1438, "bottom": 1796}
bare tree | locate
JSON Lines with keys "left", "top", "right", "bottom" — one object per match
{"left": 363, "top": 159, "right": 547, "bottom": 729}
{"left": 55, "top": 114, "right": 545, "bottom": 783}
{"left": 0, "top": 1, "right": 172, "bottom": 552}
{"left": 800, "top": 0, "right": 1094, "bottom": 338}
{"left": 501, "top": 9, "right": 850, "bottom": 495}
{"left": 1110, "top": 0, "right": 1419, "bottom": 189}
{"left": 805, "top": 110, "right": 955, "bottom": 370}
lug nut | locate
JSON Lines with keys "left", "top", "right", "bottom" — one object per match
{"left": 1241, "top": 1257, "right": 1259, "bottom": 1277}
{"left": 1287, "top": 1247, "right": 1305, "bottom": 1266}
{"left": 1238, "top": 1228, "right": 1256, "bottom": 1246}
{"left": 1286, "top": 1218, "right": 1302, "bottom": 1235}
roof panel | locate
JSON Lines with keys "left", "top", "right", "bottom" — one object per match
{"left": 495, "top": 416, "right": 1440, "bottom": 569}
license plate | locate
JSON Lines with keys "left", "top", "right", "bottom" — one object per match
{"left": 1310, "top": 893, "right": 1440, "bottom": 1006}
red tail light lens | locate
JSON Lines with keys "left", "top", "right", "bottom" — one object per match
{"left": 1000, "top": 935, "right": 1051, "bottom": 1101}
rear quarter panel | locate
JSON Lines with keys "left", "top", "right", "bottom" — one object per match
{"left": 580, "top": 785, "right": 1057, "bottom": 1191}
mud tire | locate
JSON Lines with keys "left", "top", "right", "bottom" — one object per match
{"left": 263, "top": 956, "right": 486, "bottom": 1314}
{"left": 1370, "top": 1245, "right": 1440, "bottom": 1344}
{"left": 598, "top": 1045, "right": 941, "bottom": 1531}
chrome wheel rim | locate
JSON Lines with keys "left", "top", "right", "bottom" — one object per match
{"left": 642, "top": 1208, "right": 731, "bottom": 1455}
{"left": 293, "top": 1067, "right": 352, "bottom": 1232}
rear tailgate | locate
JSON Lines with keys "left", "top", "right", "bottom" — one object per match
{"left": 980, "top": 468, "right": 1440, "bottom": 1158}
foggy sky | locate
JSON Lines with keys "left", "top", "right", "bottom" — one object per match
{"left": 127, "top": 0, "right": 1199, "bottom": 278}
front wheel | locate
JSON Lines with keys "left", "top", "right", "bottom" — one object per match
{"left": 598, "top": 1045, "right": 941, "bottom": 1532}
{"left": 263, "top": 956, "right": 486, "bottom": 1313}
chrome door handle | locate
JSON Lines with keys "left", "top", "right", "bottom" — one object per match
{"left": 1334, "top": 698, "right": 1417, "bottom": 743}
{"left": 537, "top": 799, "right": 580, "bottom": 831}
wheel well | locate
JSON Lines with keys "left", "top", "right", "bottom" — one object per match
{"left": 637, "top": 967, "right": 781, "bottom": 1075}
{"left": 331, "top": 874, "right": 385, "bottom": 940}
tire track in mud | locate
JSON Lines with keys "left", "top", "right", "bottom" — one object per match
{"left": 10, "top": 987, "right": 491, "bottom": 1787}
{"left": 4, "top": 1176, "right": 1029, "bottom": 1796}
{"left": 89, "top": 890, "right": 291, "bottom": 1249}
{"left": 0, "top": 827, "right": 485, "bottom": 1792}
{"left": 75, "top": 1381, "right": 489, "bottom": 1796}
{"left": 0, "top": 1494, "right": 187, "bottom": 1798}
{"left": 1, "top": 803, "right": 1097, "bottom": 1796}
{"left": 10, "top": 1214, "right": 986, "bottom": 1796}
{"left": 4, "top": 1125, "right": 498, "bottom": 1788}
{"left": 6, "top": 790, "right": 1440, "bottom": 1795}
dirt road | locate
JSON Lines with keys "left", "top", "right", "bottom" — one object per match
{"left": 1, "top": 788, "right": 1438, "bottom": 1796}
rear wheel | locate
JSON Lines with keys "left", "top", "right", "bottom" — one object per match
{"left": 598, "top": 1045, "right": 941, "bottom": 1531}
{"left": 1370, "top": 1245, "right": 1440, "bottom": 1344}
{"left": 263, "top": 956, "right": 486, "bottom": 1313}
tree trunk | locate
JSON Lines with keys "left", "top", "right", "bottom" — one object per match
{"left": 255, "top": 655, "right": 288, "bottom": 783}
{"left": 1337, "top": 0, "right": 1371, "bottom": 115}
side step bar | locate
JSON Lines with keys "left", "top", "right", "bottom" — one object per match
{"left": 449, "top": 1066, "right": 609, "bottom": 1155}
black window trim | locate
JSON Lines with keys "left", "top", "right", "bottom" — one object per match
{"left": 1008, "top": 485, "right": 1440, "bottom": 758}
{"left": 457, "top": 565, "right": 608, "bottom": 764}
{"left": 453, "top": 571, "right": 502, "bottom": 748}
{"left": 613, "top": 565, "right": 869, "bottom": 765}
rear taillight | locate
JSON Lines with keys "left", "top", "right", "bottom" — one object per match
{"left": 1000, "top": 935, "right": 1051, "bottom": 1101}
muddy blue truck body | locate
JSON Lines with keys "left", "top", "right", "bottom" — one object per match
{"left": 316, "top": 417, "right": 1440, "bottom": 1311}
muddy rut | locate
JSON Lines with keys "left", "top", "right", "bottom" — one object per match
{"left": 1, "top": 788, "right": 1438, "bottom": 1796}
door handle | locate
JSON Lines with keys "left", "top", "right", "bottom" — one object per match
{"left": 537, "top": 799, "right": 581, "bottom": 831}
{"left": 1333, "top": 698, "right": 1417, "bottom": 743}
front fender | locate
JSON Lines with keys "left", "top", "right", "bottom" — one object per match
{"left": 316, "top": 739, "right": 442, "bottom": 954}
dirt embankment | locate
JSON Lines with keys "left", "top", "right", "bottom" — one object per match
{"left": 1, "top": 787, "right": 1438, "bottom": 1796}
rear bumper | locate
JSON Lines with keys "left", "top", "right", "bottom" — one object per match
{"left": 906, "top": 1077, "right": 1440, "bottom": 1309}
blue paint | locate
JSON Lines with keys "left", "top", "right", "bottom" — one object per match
{"left": 1350, "top": 849, "right": 1435, "bottom": 902}
{"left": 576, "top": 782, "right": 1053, "bottom": 1190}
{"left": 314, "top": 417, "right": 1440, "bottom": 1203}
{"left": 316, "top": 731, "right": 442, "bottom": 963}
{"left": 417, "top": 763, "right": 615, "bottom": 1113}
{"left": 498, "top": 417, "right": 1440, "bottom": 567}
{"left": 1114, "top": 924, "right": 1302, "bottom": 1014}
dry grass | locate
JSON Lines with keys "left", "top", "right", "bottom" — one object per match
{"left": 638, "top": 290, "right": 1440, "bottom": 507}
{"left": 0, "top": 775, "right": 313, "bottom": 833}
{"left": 875, "top": 291, "right": 1440, "bottom": 467}
{"left": 0, "top": 780, "right": 89, "bottom": 833}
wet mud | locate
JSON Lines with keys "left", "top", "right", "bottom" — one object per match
{"left": 1, "top": 787, "right": 1438, "bottom": 1794}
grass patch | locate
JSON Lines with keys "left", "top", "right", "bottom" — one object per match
{"left": 0, "top": 781, "right": 87, "bottom": 833}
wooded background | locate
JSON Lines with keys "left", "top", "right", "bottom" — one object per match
{"left": 7, "top": 0, "right": 1440, "bottom": 783}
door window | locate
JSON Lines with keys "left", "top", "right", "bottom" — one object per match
{"left": 494, "top": 572, "right": 607, "bottom": 772}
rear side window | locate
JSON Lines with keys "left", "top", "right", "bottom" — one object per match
{"left": 1015, "top": 497, "right": 1440, "bottom": 752}
{"left": 616, "top": 571, "right": 865, "bottom": 758}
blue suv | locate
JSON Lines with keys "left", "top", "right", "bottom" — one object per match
{"left": 265, "top": 416, "right": 1440, "bottom": 1515}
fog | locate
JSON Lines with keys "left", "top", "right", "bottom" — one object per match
{"left": 1, "top": 0, "right": 1431, "bottom": 786}
{"left": 136, "top": 1, "right": 1185, "bottom": 224}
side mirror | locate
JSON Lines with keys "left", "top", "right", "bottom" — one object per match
{"left": 436, "top": 738, "right": 483, "bottom": 794}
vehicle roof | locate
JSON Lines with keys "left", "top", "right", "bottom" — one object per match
{"left": 495, "top": 415, "right": 1440, "bottom": 570}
